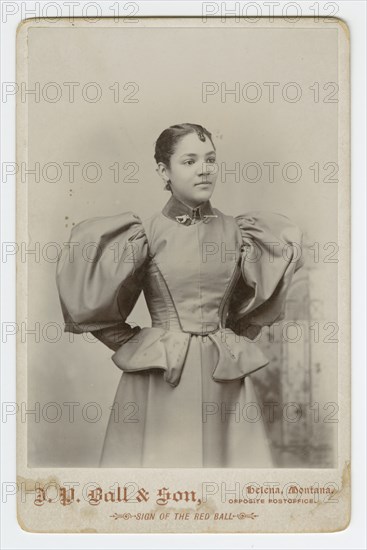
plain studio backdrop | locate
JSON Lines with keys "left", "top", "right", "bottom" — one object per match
{"left": 24, "top": 22, "right": 338, "bottom": 466}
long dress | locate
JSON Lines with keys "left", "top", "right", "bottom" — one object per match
{"left": 56, "top": 195, "right": 303, "bottom": 468}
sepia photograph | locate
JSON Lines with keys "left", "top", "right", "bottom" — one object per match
{"left": 14, "top": 14, "right": 351, "bottom": 534}
{"left": 56, "top": 121, "right": 304, "bottom": 469}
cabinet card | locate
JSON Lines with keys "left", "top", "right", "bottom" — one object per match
{"left": 16, "top": 16, "right": 350, "bottom": 533}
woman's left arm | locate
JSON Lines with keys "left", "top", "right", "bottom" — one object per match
{"left": 227, "top": 211, "right": 304, "bottom": 336}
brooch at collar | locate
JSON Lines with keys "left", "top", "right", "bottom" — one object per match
{"left": 175, "top": 213, "right": 218, "bottom": 225}
{"left": 175, "top": 214, "right": 191, "bottom": 224}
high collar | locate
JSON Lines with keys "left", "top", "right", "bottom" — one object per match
{"left": 162, "top": 195, "right": 216, "bottom": 225}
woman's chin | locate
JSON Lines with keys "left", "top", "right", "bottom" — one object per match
{"left": 192, "top": 186, "right": 214, "bottom": 202}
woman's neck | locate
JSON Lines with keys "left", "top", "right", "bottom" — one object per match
{"left": 171, "top": 194, "right": 206, "bottom": 210}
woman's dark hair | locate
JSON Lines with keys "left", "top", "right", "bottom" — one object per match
{"left": 154, "top": 123, "right": 215, "bottom": 191}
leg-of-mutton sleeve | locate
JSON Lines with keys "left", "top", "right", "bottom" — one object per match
{"left": 227, "top": 211, "right": 304, "bottom": 338}
{"left": 56, "top": 212, "right": 149, "bottom": 351}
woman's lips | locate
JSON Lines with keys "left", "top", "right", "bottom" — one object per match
{"left": 195, "top": 182, "right": 212, "bottom": 186}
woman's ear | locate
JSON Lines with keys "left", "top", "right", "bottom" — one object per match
{"left": 156, "top": 162, "right": 170, "bottom": 185}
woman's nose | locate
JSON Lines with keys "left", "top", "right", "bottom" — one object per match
{"left": 197, "top": 162, "right": 210, "bottom": 175}
{"left": 197, "top": 162, "right": 217, "bottom": 177}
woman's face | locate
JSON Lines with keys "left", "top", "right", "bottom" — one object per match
{"left": 158, "top": 132, "right": 218, "bottom": 208}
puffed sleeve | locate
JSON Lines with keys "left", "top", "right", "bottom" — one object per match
{"left": 227, "top": 211, "right": 304, "bottom": 338}
{"left": 56, "top": 212, "right": 149, "bottom": 351}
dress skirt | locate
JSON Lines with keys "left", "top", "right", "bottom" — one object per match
{"left": 99, "top": 334, "right": 274, "bottom": 468}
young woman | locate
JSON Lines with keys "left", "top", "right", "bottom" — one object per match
{"left": 56, "top": 123, "right": 304, "bottom": 468}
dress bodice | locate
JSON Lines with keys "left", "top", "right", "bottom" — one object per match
{"left": 56, "top": 195, "right": 304, "bottom": 387}
{"left": 142, "top": 210, "right": 242, "bottom": 334}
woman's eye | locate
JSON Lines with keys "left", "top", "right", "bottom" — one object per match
{"left": 184, "top": 160, "right": 194, "bottom": 165}
{"left": 207, "top": 158, "right": 216, "bottom": 163}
